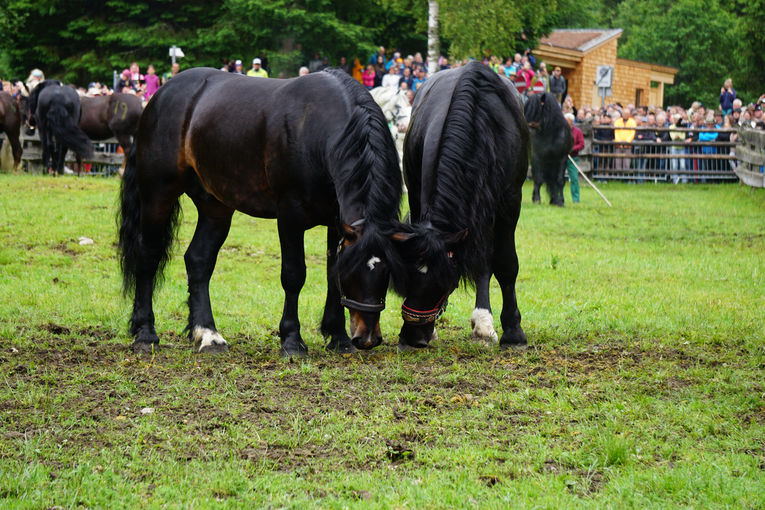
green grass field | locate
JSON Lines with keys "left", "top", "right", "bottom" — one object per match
{"left": 0, "top": 174, "right": 763, "bottom": 508}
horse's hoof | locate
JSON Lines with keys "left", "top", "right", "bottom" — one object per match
{"left": 198, "top": 342, "right": 229, "bottom": 354}
{"left": 131, "top": 341, "right": 158, "bottom": 354}
{"left": 325, "top": 336, "right": 356, "bottom": 354}
{"left": 500, "top": 329, "right": 527, "bottom": 350}
{"left": 280, "top": 336, "right": 308, "bottom": 358}
{"left": 192, "top": 327, "right": 229, "bottom": 353}
{"left": 397, "top": 342, "right": 426, "bottom": 352}
{"left": 470, "top": 308, "right": 498, "bottom": 345}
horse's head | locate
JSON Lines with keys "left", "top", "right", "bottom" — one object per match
{"left": 523, "top": 92, "right": 552, "bottom": 132}
{"left": 335, "top": 220, "right": 399, "bottom": 350}
{"left": 393, "top": 224, "right": 467, "bottom": 349}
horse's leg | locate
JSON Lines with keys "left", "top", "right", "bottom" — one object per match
{"left": 322, "top": 226, "right": 355, "bottom": 353}
{"left": 471, "top": 271, "right": 498, "bottom": 344}
{"left": 277, "top": 218, "right": 308, "bottom": 357}
{"left": 129, "top": 186, "right": 183, "bottom": 353}
{"left": 56, "top": 147, "right": 67, "bottom": 175}
{"left": 185, "top": 192, "right": 234, "bottom": 353}
{"left": 493, "top": 216, "right": 527, "bottom": 349}
{"left": 531, "top": 163, "right": 542, "bottom": 204}
{"left": 39, "top": 127, "right": 52, "bottom": 174}
{"left": 9, "top": 134, "right": 22, "bottom": 169}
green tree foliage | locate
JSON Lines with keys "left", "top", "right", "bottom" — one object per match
{"left": 1, "top": 0, "right": 219, "bottom": 83}
{"left": 733, "top": 0, "right": 765, "bottom": 102}
{"left": 615, "top": 0, "right": 739, "bottom": 107}
{"left": 0, "top": 0, "right": 761, "bottom": 105}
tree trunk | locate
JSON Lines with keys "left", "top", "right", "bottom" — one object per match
{"left": 427, "top": 1, "right": 439, "bottom": 75}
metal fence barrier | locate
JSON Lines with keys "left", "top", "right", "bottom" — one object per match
{"left": 581, "top": 125, "right": 737, "bottom": 182}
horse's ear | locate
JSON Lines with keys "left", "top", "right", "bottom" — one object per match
{"left": 391, "top": 231, "right": 415, "bottom": 243}
{"left": 444, "top": 228, "right": 468, "bottom": 245}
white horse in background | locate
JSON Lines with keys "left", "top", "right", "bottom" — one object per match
{"left": 369, "top": 86, "right": 411, "bottom": 171}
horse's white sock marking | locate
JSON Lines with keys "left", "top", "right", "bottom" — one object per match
{"left": 192, "top": 327, "right": 228, "bottom": 352}
{"left": 367, "top": 256, "right": 381, "bottom": 271}
{"left": 471, "top": 308, "right": 498, "bottom": 343}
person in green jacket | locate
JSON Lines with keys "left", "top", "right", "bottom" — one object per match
{"left": 246, "top": 58, "right": 268, "bottom": 78}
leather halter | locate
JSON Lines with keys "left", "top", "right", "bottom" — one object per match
{"left": 336, "top": 218, "right": 386, "bottom": 314}
{"left": 401, "top": 294, "right": 449, "bottom": 325}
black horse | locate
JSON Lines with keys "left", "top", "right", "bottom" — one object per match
{"left": 76, "top": 93, "right": 142, "bottom": 173}
{"left": 394, "top": 61, "right": 530, "bottom": 350}
{"left": 524, "top": 92, "right": 573, "bottom": 206}
{"left": 27, "top": 80, "right": 93, "bottom": 174}
{"left": 0, "top": 92, "right": 23, "bottom": 169}
{"left": 118, "top": 67, "right": 405, "bottom": 356}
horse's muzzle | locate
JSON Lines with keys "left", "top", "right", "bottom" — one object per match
{"left": 349, "top": 311, "right": 383, "bottom": 350}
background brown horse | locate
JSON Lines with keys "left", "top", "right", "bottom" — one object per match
{"left": 0, "top": 92, "right": 23, "bottom": 170}
{"left": 76, "top": 93, "right": 142, "bottom": 174}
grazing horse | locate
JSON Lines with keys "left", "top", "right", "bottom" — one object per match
{"left": 394, "top": 61, "right": 530, "bottom": 350}
{"left": 27, "top": 80, "right": 93, "bottom": 174}
{"left": 76, "top": 93, "right": 142, "bottom": 173}
{"left": 0, "top": 92, "right": 23, "bottom": 169}
{"left": 118, "top": 67, "right": 405, "bottom": 356}
{"left": 524, "top": 92, "right": 573, "bottom": 206}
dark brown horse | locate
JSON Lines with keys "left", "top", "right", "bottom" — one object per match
{"left": 118, "top": 67, "right": 406, "bottom": 356}
{"left": 0, "top": 92, "right": 23, "bottom": 169}
{"left": 75, "top": 93, "right": 142, "bottom": 174}
{"left": 79, "top": 93, "right": 142, "bottom": 151}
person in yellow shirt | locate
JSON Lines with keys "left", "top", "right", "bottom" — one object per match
{"left": 613, "top": 108, "right": 636, "bottom": 170}
{"left": 246, "top": 58, "right": 268, "bottom": 78}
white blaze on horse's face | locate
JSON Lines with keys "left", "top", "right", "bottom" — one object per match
{"left": 417, "top": 264, "right": 428, "bottom": 274}
{"left": 367, "top": 256, "right": 381, "bottom": 271}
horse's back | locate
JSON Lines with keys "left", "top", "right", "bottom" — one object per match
{"left": 406, "top": 63, "right": 528, "bottom": 216}
{"left": 137, "top": 68, "right": 362, "bottom": 219}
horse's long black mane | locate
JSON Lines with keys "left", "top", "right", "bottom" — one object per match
{"left": 324, "top": 68, "right": 407, "bottom": 285}
{"left": 407, "top": 62, "right": 526, "bottom": 286}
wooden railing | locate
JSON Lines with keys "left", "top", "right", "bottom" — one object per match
{"left": 735, "top": 127, "right": 765, "bottom": 188}
{"left": 1, "top": 132, "right": 124, "bottom": 175}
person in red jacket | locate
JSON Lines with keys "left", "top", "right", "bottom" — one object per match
{"left": 564, "top": 112, "right": 584, "bottom": 203}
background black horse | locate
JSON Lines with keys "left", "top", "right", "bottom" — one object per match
{"left": 27, "top": 80, "right": 93, "bottom": 174}
{"left": 76, "top": 93, "right": 142, "bottom": 174}
{"left": 0, "top": 91, "right": 23, "bottom": 169}
{"left": 524, "top": 92, "right": 573, "bottom": 206}
{"left": 118, "top": 67, "right": 405, "bottom": 356}
{"left": 395, "top": 61, "right": 530, "bottom": 350}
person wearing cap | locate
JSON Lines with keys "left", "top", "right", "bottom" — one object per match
{"left": 25, "top": 69, "right": 45, "bottom": 91}
{"left": 246, "top": 58, "right": 268, "bottom": 78}
{"left": 232, "top": 60, "right": 244, "bottom": 75}
{"left": 549, "top": 66, "right": 566, "bottom": 105}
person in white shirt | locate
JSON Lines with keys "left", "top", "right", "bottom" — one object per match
{"left": 381, "top": 64, "right": 401, "bottom": 89}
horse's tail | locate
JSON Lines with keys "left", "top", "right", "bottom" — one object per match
{"left": 45, "top": 102, "right": 93, "bottom": 158}
{"left": 117, "top": 141, "right": 181, "bottom": 298}
{"left": 118, "top": 142, "right": 142, "bottom": 295}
